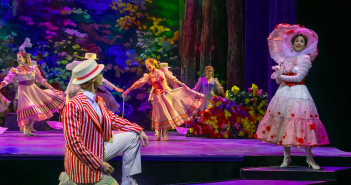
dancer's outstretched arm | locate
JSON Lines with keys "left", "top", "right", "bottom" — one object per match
{"left": 101, "top": 78, "right": 123, "bottom": 92}
{"left": 122, "top": 74, "right": 150, "bottom": 98}
{"left": 0, "top": 69, "right": 16, "bottom": 89}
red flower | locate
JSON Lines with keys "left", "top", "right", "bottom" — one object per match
{"left": 309, "top": 123, "right": 316, "bottom": 130}
{"left": 269, "top": 110, "right": 271, "bottom": 113}
{"left": 254, "top": 133, "right": 257, "bottom": 138}
{"left": 310, "top": 114, "right": 313, "bottom": 118}
{"left": 262, "top": 131, "right": 266, "bottom": 134}
{"left": 291, "top": 113, "right": 295, "bottom": 117}
{"left": 279, "top": 140, "right": 283, "bottom": 145}
{"left": 270, "top": 135, "right": 274, "bottom": 139}
{"left": 278, "top": 112, "right": 281, "bottom": 115}
{"left": 322, "top": 135, "right": 325, "bottom": 139}
{"left": 266, "top": 125, "right": 271, "bottom": 132}
{"left": 286, "top": 29, "right": 295, "bottom": 34}
{"left": 283, "top": 135, "right": 286, "bottom": 139}
{"left": 296, "top": 137, "right": 304, "bottom": 144}
{"left": 315, "top": 114, "right": 318, "bottom": 117}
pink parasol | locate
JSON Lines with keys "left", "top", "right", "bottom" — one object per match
{"left": 47, "top": 121, "right": 63, "bottom": 130}
{"left": 268, "top": 24, "right": 318, "bottom": 64}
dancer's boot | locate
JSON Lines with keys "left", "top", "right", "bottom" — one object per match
{"left": 305, "top": 147, "right": 320, "bottom": 170}
{"left": 280, "top": 147, "right": 291, "bottom": 168}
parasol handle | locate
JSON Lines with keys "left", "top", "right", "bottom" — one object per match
{"left": 122, "top": 97, "right": 125, "bottom": 119}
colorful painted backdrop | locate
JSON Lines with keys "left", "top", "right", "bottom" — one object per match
{"left": 0, "top": 0, "right": 180, "bottom": 128}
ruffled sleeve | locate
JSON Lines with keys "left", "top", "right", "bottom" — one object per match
{"left": 163, "top": 68, "right": 179, "bottom": 87}
{"left": 102, "top": 78, "right": 117, "bottom": 91}
{"left": 1, "top": 68, "right": 17, "bottom": 86}
{"left": 278, "top": 55, "right": 312, "bottom": 83}
{"left": 214, "top": 78, "right": 224, "bottom": 93}
{"left": 193, "top": 78, "right": 202, "bottom": 92}
{"left": 133, "top": 73, "right": 151, "bottom": 88}
{"left": 34, "top": 65, "right": 47, "bottom": 85}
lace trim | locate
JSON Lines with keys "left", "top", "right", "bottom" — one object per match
{"left": 13, "top": 65, "right": 37, "bottom": 76}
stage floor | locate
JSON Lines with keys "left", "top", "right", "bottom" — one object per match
{"left": 1, "top": 130, "right": 351, "bottom": 158}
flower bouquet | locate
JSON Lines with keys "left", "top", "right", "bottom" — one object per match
{"left": 186, "top": 84, "right": 268, "bottom": 139}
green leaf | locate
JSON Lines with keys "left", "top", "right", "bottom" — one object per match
{"left": 61, "top": 60, "right": 69, "bottom": 65}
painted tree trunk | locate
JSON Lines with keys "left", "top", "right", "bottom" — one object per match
{"left": 178, "top": 0, "right": 186, "bottom": 58}
{"left": 199, "top": 0, "right": 213, "bottom": 76}
{"left": 181, "top": 0, "right": 199, "bottom": 87}
{"left": 226, "top": 0, "right": 245, "bottom": 90}
{"left": 212, "top": 0, "right": 228, "bottom": 87}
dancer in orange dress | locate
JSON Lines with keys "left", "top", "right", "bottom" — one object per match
{"left": 123, "top": 58, "right": 205, "bottom": 141}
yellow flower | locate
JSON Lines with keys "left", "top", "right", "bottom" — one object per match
{"left": 244, "top": 98, "right": 250, "bottom": 104}
{"left": 238, "top": 131, "right": 244, "bottom": 136}
{"left": 224, "top": 110, "right": 231, "bottom": 119}
{"left": 215, "top": 130, "right": 219, "bottom": 134}
{"left": 259, "top": 109, "right": 265, "bottom": 115}
{"left": 208, "top": 104, "right": 213, "bottom": 109}
{"left": 251, "top": 83, "right": 258, "bottom": 96}
{"left": 231, "top": 86, "right": 240, "bottom": 95}
{"left": 224, "top": 134, "right": 228, "bottom": 139}
{"left": 226, "top": 90, "right": 230, "bottom": 99}
{"left": 215, "top": 101, "right": 221, "bottom": 107}
{"left": 189, "top": 128, "right": 193, "bottom": 133}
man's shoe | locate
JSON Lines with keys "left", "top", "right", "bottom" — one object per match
{"left": 121, "top": 176, "right": 138, "bottom": 185}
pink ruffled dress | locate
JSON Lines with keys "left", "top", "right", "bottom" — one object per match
{"left": 133, "top": 68, "right": 205, "bottom": 130}
{"left": 256, "top": 55, "right": 329, "bottom": 147}
{"left": 2, "top": 65, "right": 65, "bottom": 126}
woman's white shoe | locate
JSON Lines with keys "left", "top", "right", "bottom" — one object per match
{"left": 305, "top": 147, "right": 321, "bottom": 170}
{"left": 280, "top": 147, "right": 291, "bottom": 168}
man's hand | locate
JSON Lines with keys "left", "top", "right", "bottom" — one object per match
{"left": 99, "top": 161, "right": 114, "bottom": 175}
{"left": 139, "top": 130, "right": 148, "bottom": 147}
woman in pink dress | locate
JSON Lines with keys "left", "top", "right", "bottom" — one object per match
{"left": 123, "top": 58, "right": 204, "bottom": 141}
{"left": 0, "top": 51, "right": 65, "bottom": 136}
{"left": 256, "top": 24, "right": 329, "bottom": 169}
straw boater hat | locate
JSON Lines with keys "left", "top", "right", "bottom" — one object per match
{"left": 66, "top": 60, "right": 82, "bottom": 71}
{"left": 160, "top": 62, "right": 170, "bottom": 69}
{"left": 72, "top": 59, "right": 104, "bottom": 85}
{"left": 84, "top": 53, "right": 98, "bottom": 60}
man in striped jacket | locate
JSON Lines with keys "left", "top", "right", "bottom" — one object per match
{"left": 59, "top": 59, "right": 148, "bottom": 185}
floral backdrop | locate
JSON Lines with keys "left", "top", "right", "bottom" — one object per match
{"left": 0, "top": 0, "right": 180, "bottom": 128}
{"left": 186, "top": 84, "right": 268, "bottom": 139}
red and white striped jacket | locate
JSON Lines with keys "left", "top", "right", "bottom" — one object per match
{"left": 61, "top": 91, "right": 142, "bottom": 184}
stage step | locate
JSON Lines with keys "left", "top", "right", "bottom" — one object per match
{"left": 240, "top": 166, "right": 350, "bottom": 182}
{"left": 181, "top": 179, "right": 334, "bottom": 185}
